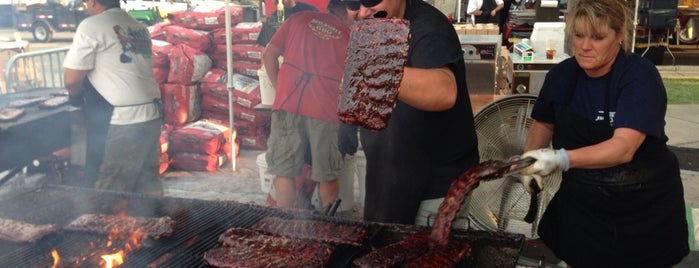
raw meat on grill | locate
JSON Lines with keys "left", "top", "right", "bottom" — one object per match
{"left": 64, "top": 214, "right": 175, "bottom": 239}
{"left": 0, "top": 107, "right": 24, "bottom": 121}
{"left": 204, "top": 227, "right": 334, "bottom": 267}
{"left": 338, "top": 18, "right": 410, "bottom": 131}
{"left": 38, "top": 96, "right": 69, "bottom": 109}
{"left": 0, "top": 218, "right": 59, "bottom": 243}
{"left": 430, "top": 160, "right": 518, "bottom": 249}
{"left": 251, "top": 217, "right": 367, "bottom": 246}
{"left": 402, "top": 240, "right": 471, "bottom": 268}
{"left": 7, "top": 96, "right": 49, "bottom": 108}
{"left": 353, "top": 232, "right": 429, "bottom": 268}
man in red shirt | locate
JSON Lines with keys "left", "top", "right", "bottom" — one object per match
{"left": 262, "top": 0, "right": 354, "bottom": 209}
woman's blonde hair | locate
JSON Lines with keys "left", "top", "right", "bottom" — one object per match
{"left": 566, "top": 0, "right": 633, "bottom": 54}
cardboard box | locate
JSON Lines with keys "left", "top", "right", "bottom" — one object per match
{"left": 454, "top": 23, "right": 468, "bottom": 35}
{"left": 513, "top": 41, "right": 533, "bottom": 61}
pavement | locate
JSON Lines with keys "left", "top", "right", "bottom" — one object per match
{"left": 657, "top": 65, "right": 699, "bottom": 268}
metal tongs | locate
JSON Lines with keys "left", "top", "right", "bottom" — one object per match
{"left": 489, "top": 156, "right": 541, "bottom": 224}
{"left": 503, "top": 156, "right": 537, "bottom": 175}
{"left": 473, "top": 157, "right": 537, "bottom": 181}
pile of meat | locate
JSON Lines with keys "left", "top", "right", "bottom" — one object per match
{"left": 338, "top": 18, "right": 410, "bottom": 131}
{"left": 203, "top": 217, "right": 369, "bottom": 267}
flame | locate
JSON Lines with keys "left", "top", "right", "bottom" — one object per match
{"left": 100, "top": 250, "right": 124, "bottom": 268}
{"left": 94, "top": 201, "right": 153, "bottom": 268}
{"left": 50, "top": 249, "right": 60, "bottom": 268}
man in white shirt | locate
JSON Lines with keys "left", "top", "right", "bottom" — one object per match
{"left": 63, "top": 0, "right": 163, "bottom": 195}
{"left": 466, "top": 0, "right": 504, "bottom": 24}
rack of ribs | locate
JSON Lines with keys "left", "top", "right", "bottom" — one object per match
{"left": 0, "top": 218, "right": 59, "bottom": 243}
{"left": 338, "top": 18, "right": 410, "bottom": 131}
{"left": 64, "top": 214, "right": 175, "bottom": 239}
{"left": 251, "top": 217, "right": 367, "bottom": 247}
{"left": 353, "top": 231, "right": 471, "bottom": 268}
{"left": 203, "top": 227, "right": 334, "bottom": 267}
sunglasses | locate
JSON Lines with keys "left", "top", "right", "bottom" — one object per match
{"left": 343, "top": 0, "right": 382, "bottom": 11}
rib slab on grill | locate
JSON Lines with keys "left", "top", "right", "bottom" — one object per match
{"left": 353, "top": 232, "right": 429, "bottom": 268}
{"left": 0, "top": 218, "right": 59, "bottom": 243}
{"left": 430, "top": 160, "right": 520, "bottom": 248}
{"left": 338, "top": 18, "right": 410, "bottom": 131}
{"left": 251, "top": 217, "right": 367, "bottom": 246}
{"left": 65, "top": 214, "right": 175, "bottom": 238}
{"left": 204, "top": 227, "right": 334, "bottom": 267}
{"left": 7, "top": 96, "right": 49, "bottom": 108}
{"left": 402, "top": 240, "right": 470, "bottom": 268}
{"left": 353, "top": 232, "right": 471, "bottom": 268}
{"left": 38, "top": 96, "right": 69, "bottom": 109}
{"left": 0, "top": 107, "right": 24, "bottom": 121}
{"left": 204, "top": 246, "right": 329, "bottom": 268}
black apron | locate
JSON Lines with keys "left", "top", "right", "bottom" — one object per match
{"left": 537, "top": 64, "right": 689, "bottom": 267}
{"left": 270, "top": 62, "right": 341, "bottom": 172}
{"left": 82, "top": 78, "right": 113, "bottom": 187}
{"left": 474, "top": 0, "right": 499, "bottom": 24}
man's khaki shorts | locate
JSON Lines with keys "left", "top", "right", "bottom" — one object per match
{"left": 266, "top": 110, "right": 343, "bottom": 182}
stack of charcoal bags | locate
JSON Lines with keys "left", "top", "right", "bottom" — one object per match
{"left": 148, "top": 6, "right": 267, "bottom": 172}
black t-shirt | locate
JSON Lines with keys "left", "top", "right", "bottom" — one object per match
{"left": 361, "top": 0, "right": 480, "bottom": 200}
{"left": 532, "top": 51, "right": 669, "bottom": 141}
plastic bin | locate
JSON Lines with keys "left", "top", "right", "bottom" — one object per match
{"left": 257, "top": 153, "right": 274, "bottom": 193}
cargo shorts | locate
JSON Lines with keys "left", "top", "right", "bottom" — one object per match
{"left": 266, "top": 110, "right": 343, "bottom": 182}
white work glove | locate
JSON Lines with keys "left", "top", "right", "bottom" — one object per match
{"left": 521, "top": 148, "right": 570, "bottom": 176}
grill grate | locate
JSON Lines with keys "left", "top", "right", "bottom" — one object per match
{"left": 0, "top": 184, "right": 524, "bottom": 267}
{"left": 0, "top": 185, "right": 375, "bottom": 267}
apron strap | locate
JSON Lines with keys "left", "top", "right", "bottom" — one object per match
{"left": 277, "top": 62, "right": 342, "bottom": 114}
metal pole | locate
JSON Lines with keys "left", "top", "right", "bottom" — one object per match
{"left": 632, "top": 0, "right": 639, "bottom": 52}
{"left": 457, "top": 0, "right": 462, "bottom": 22}
{"left": 224, "top": 0, "right": 237, "bottom": 172}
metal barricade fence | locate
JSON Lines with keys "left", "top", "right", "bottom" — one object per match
{"left": 2, "top": 46, "right": 69, "bottom": 94}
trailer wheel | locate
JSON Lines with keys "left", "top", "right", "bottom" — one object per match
{"left": 32, "top": 22, "right": 54, "bottom": 43}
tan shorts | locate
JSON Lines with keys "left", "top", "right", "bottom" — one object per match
{"left": 266, "top": 110, "right": 343, "bottom": 182}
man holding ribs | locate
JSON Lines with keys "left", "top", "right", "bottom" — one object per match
{"left": 338, "top": 0, "right": 480, "bottom": 225}
{"left": 263, "top": 0, "right": 355, "bottom": 210}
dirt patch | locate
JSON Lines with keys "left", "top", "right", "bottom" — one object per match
{"left": 668, "top": 145, "right": 698, "bottom": 172}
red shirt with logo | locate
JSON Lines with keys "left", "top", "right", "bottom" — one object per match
{"left": 269, "top": 11, "right": 349, "bottom": 123}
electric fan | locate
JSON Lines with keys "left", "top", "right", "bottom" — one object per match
{"left": 467, "top": 94, "right": 562, "bottom": 239}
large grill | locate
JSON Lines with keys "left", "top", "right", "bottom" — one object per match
{"left": 0, "top": 183, "right": 525, "bottom": 267}
{"left": 0, "top": 89, "right": 72, "bottom": 173}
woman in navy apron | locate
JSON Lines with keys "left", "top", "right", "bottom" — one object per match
{"left": 519, "top": 0, "right": 689, "bottom": 266}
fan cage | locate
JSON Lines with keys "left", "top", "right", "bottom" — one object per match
{"left": 467, "top": 94, "right": 562, "bottom": 239}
